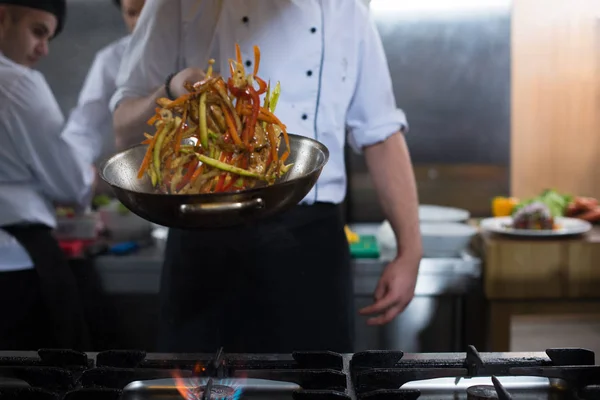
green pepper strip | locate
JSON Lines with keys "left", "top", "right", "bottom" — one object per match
{"left": 152, "top": 121, "right": 173, "bottom": 185}
{"left": 181, "top": 149, "right": 268, "bottom": 181}
{"left": 199, "top": 92, "right": 208, "bottom": 148}
{"left": 270, "top": 82, "right": 281, "bottom": 114}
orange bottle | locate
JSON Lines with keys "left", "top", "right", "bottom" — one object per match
{"left": 492, "top": 196, "right": 519, "bottom": 217}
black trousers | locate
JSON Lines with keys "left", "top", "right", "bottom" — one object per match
{"left": 158, "top": 203, "right": 355, "bottom": 353}
{"left": 0, "top": 224, "right": 90, "bottom": 351}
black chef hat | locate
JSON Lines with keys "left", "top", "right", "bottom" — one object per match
{"left": 0, "top": 0, "right": 66, "bottom": 38}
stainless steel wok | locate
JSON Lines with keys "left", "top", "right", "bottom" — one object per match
{"left": 98, "top": 134, "right": 329, "bottom": 230}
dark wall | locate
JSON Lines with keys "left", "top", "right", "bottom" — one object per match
{"left": 37, "top": 0, "right": 127, "bottom": 115}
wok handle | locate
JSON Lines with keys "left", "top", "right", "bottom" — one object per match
{"left": 179, "top": 198, "right": 264, "bottom": 214}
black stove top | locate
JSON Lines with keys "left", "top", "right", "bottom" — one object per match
{"left": 0, "top": 346, "right": 598, "bottom": 400}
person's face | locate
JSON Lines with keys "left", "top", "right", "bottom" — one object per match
{"left": 120, "top": 0, "right": 145, "bottom": 33}
{"left": 0, "top": 6, "right": 57, "bottom": 67}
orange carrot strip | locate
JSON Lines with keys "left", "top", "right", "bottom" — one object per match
{"left": 190, "top": 164, "right": 205, "bottom": 182}
{"left": 137, "top": 126, "right": 162, "bottom": 179}
{"left": 174, "top": 105, "right": 188, "bottom": 153}
{"left": 221, "top": 106, "right": 243, "bottom": 146}
{"left": 253, "top": 45, "right": 260, "bottom": 76}
{"left": 164, "top": 94, "right": 192, "bottom": 109}
{"left": 235, "top": 43, "right": 242, "bottom": 66}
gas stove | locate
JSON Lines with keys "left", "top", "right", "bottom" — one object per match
{"left": 0, "top": 346, "right": 598, "bottom": 400}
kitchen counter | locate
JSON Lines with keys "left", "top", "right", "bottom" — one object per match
{"left": 475, "top": 224, "right": 600, "bottom": 351}
{"left": 91, "top": 223, "right": 483, "bottom": 353}
{"left": 93, "top": 223, "right": 482, "bottom": 296}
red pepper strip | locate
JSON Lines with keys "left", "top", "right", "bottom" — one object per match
{"left": 266, "top": 124, "right": 279, "bottom": 164}
{"left": 176, "top": 159, "right": 199, "bottom": 192}
{"left": 222, "top": 174, "right": 238, "bottom": 192}
{"left": 254, "top": 76, "right": 268, "bottom": 95}
{"left": 214, "top": 175, "right": 226, "bottom": 193}
{"left": 174, "top": 105, "right": 188, "bottom": 153}
{"left": 227, "top": 78, "right": 249, "bottom": 98}
{"left": 253, "top": 45, "right": 260, "bottom": 76}
{"left": 243, "top": 87, "right": 261, "bottom": 145}
{"left": 213, "top": 153, "right": 232, "bottom": 192}
{"left": 265, "top": 152, "right": 273, "bottom": 170}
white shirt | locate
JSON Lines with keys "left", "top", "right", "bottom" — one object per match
{"left": 63, "top": 36, "right": 131, "bottom": 164}
{"left": 0, "top": 52, "right": 100, "bottom": 270}
{"left": 111, "top": 0, "right": 408, "bottom": 205}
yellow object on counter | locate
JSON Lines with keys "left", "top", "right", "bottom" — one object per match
{"left": 492, "top": 196, "right": 519, "bottom": 217}
{"left": 344, "top": 225, "right": 360, "bottom": 244}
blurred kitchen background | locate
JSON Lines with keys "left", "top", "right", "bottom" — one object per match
{"left": 36, "top": 0, "right": 600, "bottom": 354}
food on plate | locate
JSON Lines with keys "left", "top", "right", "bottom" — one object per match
{"left": 137, "top": 44, "right": 292, "bottom": 194}
{"left": 512, "top": 189, "right": 572, "bottom": 218}
{"left": 492, "top": 196, "right": 519, "bottom": 217}
{"left": 564, "top": 196, "right": 600, "bottom": 223}
{"left": 511, "top": 202, "right": 555, "bottom": 230}
{"left": 55, "top": 206, "right": 76, "bottom": 218}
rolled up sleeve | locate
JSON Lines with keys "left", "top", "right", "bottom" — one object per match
{"left": 109, "top": 0, "right": 182, "bottom": 112}
{"left": 346, "top": 11, "right": 408, "bottom": 154}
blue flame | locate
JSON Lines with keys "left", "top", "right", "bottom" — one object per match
{"left": 231, "top": 387, "right": 242, "bottom": 400}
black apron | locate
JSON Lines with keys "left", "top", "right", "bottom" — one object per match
{"left": 0, "top": 224, "right": 90, "bottom": 351}
{"left": 158, "top": 203, "right": 355, "bottom": 353}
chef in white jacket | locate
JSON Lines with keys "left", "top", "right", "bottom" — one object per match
{"left": 62, "top": 0, "right": 145, "bottom": 170}
{"left": 0, "top": 0, "right": 100, "bottom": 350}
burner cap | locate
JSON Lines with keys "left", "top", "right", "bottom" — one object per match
{"left": 467, "top": 385, "right": 499, "bottom": 400}
{"left": 192, "top": 384, "right": 236, "bottom": 400}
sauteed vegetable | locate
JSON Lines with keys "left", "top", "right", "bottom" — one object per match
{"left": 136, "top": 44, "right": 292, "bottom": 194}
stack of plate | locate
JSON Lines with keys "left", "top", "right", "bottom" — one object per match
{"left": 377, "top": 205, "right": 477, "bottom": 259}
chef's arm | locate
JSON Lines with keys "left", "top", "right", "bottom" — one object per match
{"left": 113, "top": 68, "right": 206, "bottom": 150}
{"left": 4, "top": 75, "right": 95, "bottom": 209}
{"left": 364, "top": 132, "right": 422, "bottom": 263}
{"left": 112, "top": 85, "right": 166, "bottom": 150}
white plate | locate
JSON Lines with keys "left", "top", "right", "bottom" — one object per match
{"left": 419, "top": 205, "right": 470, "bottom": 223}
{"left": 480, "top": 217, "right": 592, "bottom": 237}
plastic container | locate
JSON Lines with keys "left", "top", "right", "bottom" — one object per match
{"left": 98, "top": 200, "right": 153, "bottom": 242}
{"left": 376, "top": 220, "right": 478, "bottom": 259}
{"left": 55, "top": 213, "right": 99, "bottom": 240}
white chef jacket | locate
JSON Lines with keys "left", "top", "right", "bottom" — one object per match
{"left": 63, "top": 35, "right": 131, "bottom": 165}
{"left": 110, "top": 0, "right": 408, "bottom": 205}
{"left": 0, "top": 51, "right": 100, "bottom": 271}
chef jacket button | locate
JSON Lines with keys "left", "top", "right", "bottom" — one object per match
{"left": 246, "top": 60, "right": 252, "bottom": 67}
{"left": 302, "top": 114, "right": 308, "bottom": 120}
{"left": 306, "top": 70, "right": 313, "bottom": 77}
{"left": 311, "top": 27, "right": 317, "bottom": 33}
{"left": 242, "top": 16, "right": 249, "bottom": 23}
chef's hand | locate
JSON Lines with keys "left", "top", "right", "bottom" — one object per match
{"left": 358, "top": 255, "right": 419, "bottom": 325}
{"left": 169, "top": 68, "right": 207, "bottom": 98}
